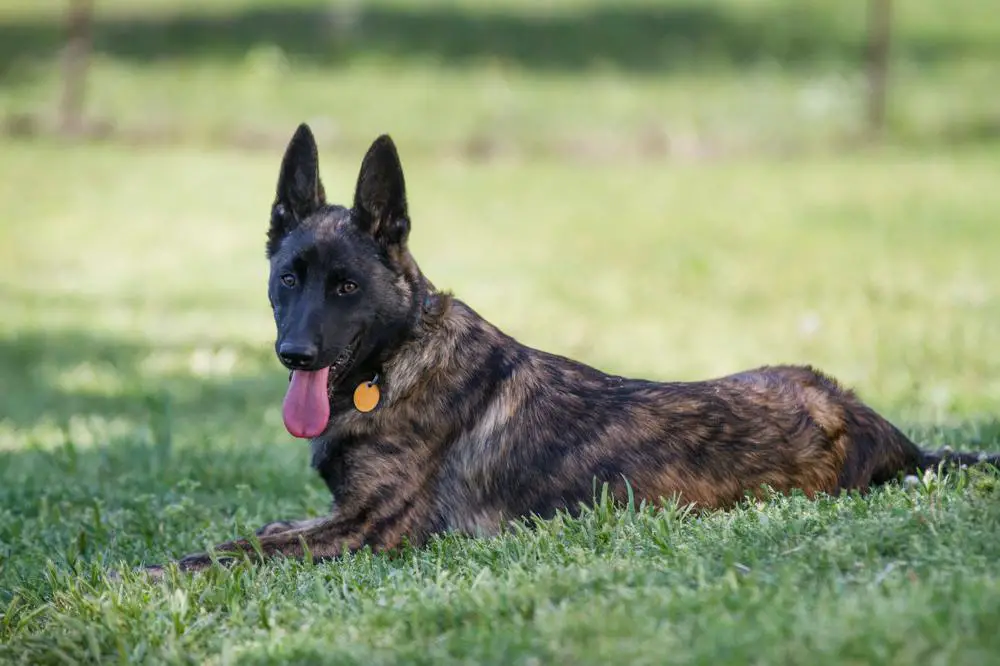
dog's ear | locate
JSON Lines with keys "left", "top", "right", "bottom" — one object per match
{"left": 268, "top": 123, "right": 326, "bottom": 256}
{"left": 352, "top": 135, "right": 409, "bottom": 248}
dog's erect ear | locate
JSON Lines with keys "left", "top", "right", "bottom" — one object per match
{"left": 352, "top": 135, "right": 409, "bottom": 248}
{"left": 268, "top": 123, "right": 326, "bottom": 256}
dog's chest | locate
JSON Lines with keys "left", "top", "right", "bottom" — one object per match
{"left": 308, "top": 418, "right": 365, "bottom": 495}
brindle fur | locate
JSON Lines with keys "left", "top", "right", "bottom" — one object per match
{"left": 148, "top": 124, "right": 999, "bottom": 576}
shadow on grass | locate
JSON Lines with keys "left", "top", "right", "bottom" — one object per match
{"left": 0, "top": 428, "right": 327, "bottom": 597}
{"left": 0, "top": 329, "right": 280, "bottom": 423}
{"left": 2, "top": 3, "right": 997, "bottom": 84}
{"left": 0, "top": 327, "right": 323, "bottom": 593}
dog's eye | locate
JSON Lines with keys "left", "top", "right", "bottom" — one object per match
{"left": 338, "top": 280, "right": 358, "bottom": 295}
{"left": 280, "top": 273, "right": 297, "bottom": 288}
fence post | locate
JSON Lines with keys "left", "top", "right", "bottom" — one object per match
{"left": 866, "top": 0, "right": 892, "bottom": 139}
{"left": 59, "top": 0, "right": 95, "bottom": 136}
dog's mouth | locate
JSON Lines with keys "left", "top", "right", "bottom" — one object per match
{"left": 281, "top": 336, "right": 361, "bottom": 440}
{"left": 326, "top": 337, "right": 360, "bottom": 384}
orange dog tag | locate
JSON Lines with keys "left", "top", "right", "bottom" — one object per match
{"left": 353, "top": 381, "right": 380, "bottom": 413}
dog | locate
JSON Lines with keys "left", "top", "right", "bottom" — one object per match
{"left": 145, "top": 123, "right": 999, "bottom": 576}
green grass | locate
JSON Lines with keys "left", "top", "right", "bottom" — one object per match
{"left": 3, "top": 0, "right": 1000, "bottom": 663}
{"left": 2, "top": 136, "right": 1000, "bottom": 664}
{"left": 2, "top": 0, "right": 999, "bottom": 152}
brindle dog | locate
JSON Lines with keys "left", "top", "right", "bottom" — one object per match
{"left": 144, "top": 124, "right": 999, "bottom": 576}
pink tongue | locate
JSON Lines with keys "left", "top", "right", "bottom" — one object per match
{"left": 282, "top": 367, "right": 331, "bottom": 439}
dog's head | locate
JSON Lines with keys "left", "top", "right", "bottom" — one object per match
{"left": 266, "top": 124, "right": 422, "bottom": 437}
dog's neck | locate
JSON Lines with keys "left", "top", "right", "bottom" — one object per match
{"left": 340, "top": 252, "right": 454, "bottom": 396}
{"left": 374, "top": 274, "right": 461, "bottom": 405}
{"left": 398, "top": 248, "right": 452, "bottom": 338}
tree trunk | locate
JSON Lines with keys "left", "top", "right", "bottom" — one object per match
{"left": 59, "top": 0, "right": 95, "bottom": 137}
{"left": 866, "top": 0, "right": 892, "bottom": 139}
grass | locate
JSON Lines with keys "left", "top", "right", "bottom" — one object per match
{"left": 2, "top": 0, "right": 1000, "bottom": 152}
{"left": 2, "top": 0, "right": 1000, "bottom": 663}
{"left": 2, "top": 137, "right": 1000, "bottom": 664}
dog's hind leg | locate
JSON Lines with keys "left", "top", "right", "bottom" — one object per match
{"left": 838, "top": 402, "right": 999, "bottom": 489}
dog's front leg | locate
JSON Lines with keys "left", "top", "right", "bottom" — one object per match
{"left": 144, "top": 517, "right": 374, "bottom": 578}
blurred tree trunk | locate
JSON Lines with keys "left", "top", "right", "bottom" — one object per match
{"left": 59, "top": 0, "right": 95, "bottom": 136}
{"left": 866, "top": 0, "right": 892, "bottom": 139}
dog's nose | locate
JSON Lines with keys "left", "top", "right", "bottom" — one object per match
{"left": 278, "top": 342, "right": 319, "bottom": 369}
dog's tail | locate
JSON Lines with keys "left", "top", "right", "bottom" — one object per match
{"left": 916, "top": 446, "right": 1000, "bottom": 473}
{"left": 884, "top": 418, "right": 1000, "bottom": 478}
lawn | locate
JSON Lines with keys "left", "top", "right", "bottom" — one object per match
{"left": 2, "top": 1, "right": 1000, "bottom": 664}
{"left": 3, "top": 0, "right": 1000, "bottom": 152}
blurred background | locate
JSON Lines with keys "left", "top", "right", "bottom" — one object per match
{"left": 1, "top": 0, "right": 999, "bottom": 470}
{"left": 4, "top": 1, "right": 999, "bottom": 151}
